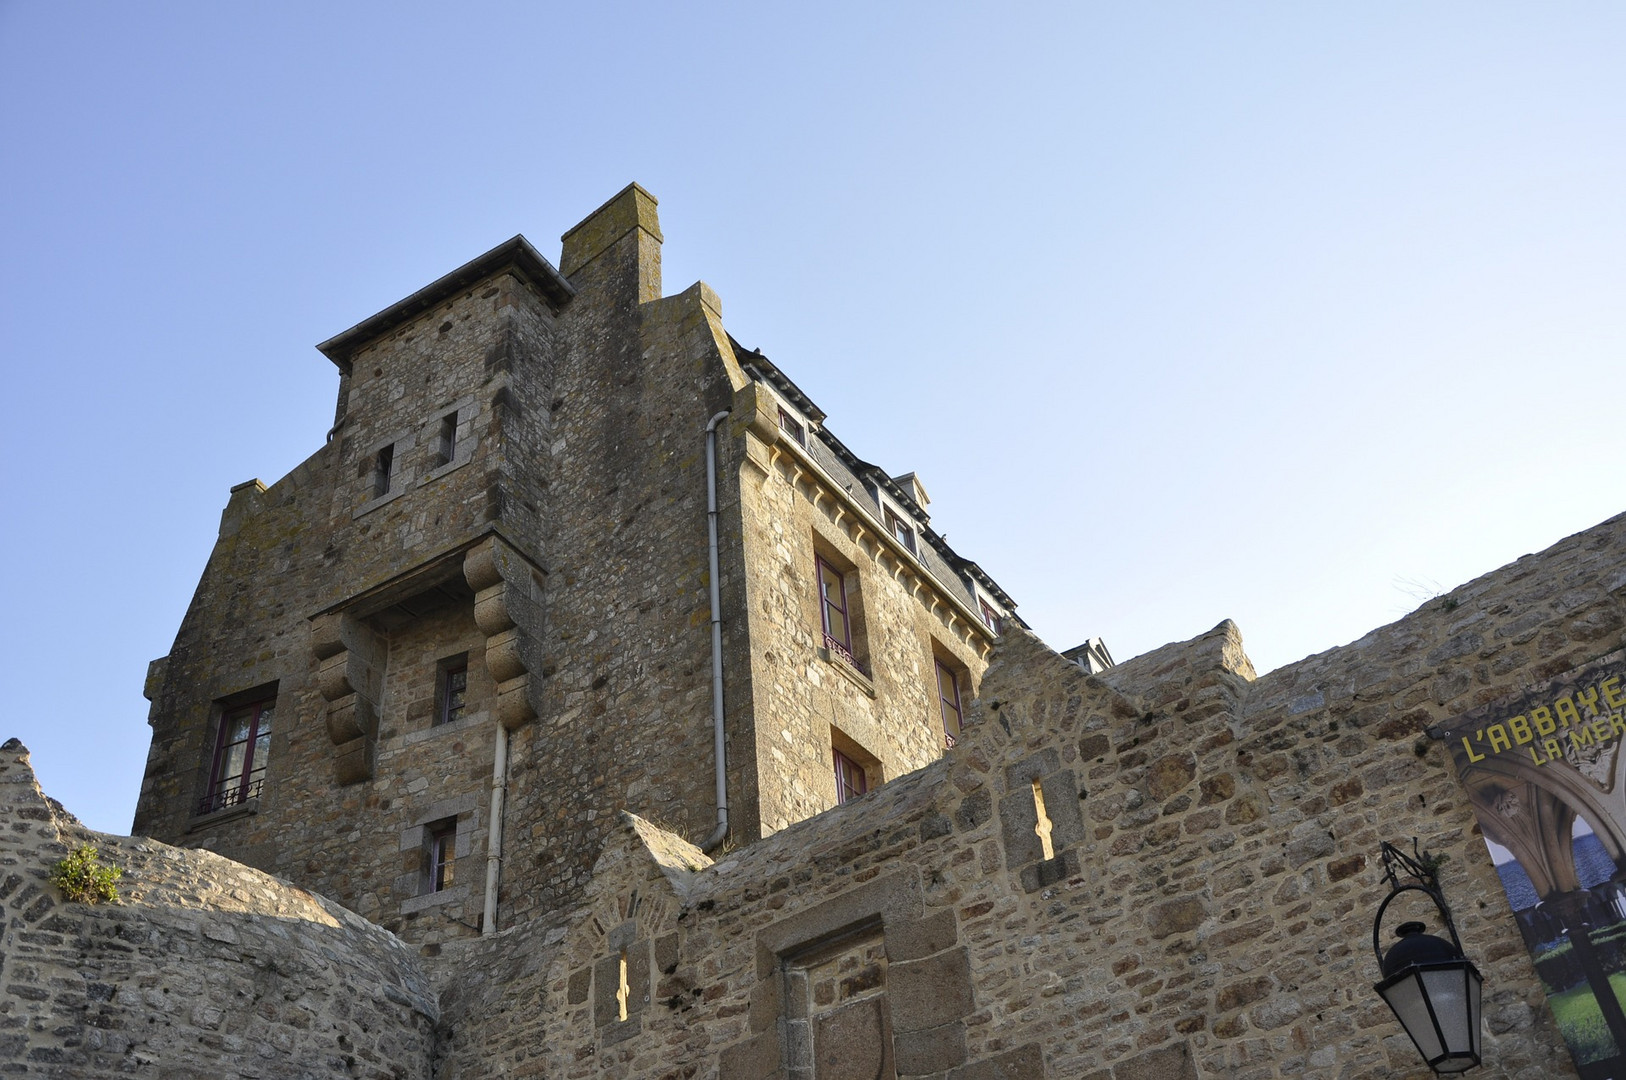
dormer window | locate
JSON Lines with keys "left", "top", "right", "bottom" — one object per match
{"left": 883, "top": 507, "right": 916, "bottom": 554}
{"left": 778, "top": 407, "right": 806, "bottom": 447}
{"left": 979, "top": 599, "right": 1003, "bottom": 633}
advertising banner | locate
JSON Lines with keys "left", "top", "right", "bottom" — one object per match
{"left": 1436, "top": 648, "right": 1626, "bottom": 1080}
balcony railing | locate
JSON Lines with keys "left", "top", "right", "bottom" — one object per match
{"left": 823, "top": 632, "right": 869, "bottom": 677}
{"left": 197, "top": 775, "right": 264, "bottom": 816}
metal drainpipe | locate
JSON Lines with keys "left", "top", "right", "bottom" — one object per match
{"left": 481, "top": 720, "right": 508, "bottom": 935}
{"left": 699, "top": 410, "right": 732, "bottom": 854}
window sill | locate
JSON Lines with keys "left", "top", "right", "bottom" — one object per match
{"left": 418, "top": 451, "right": 473, "bottom": 487}
{"left": 402, "top": 709, "right": 488, "bottom": 747}
{"left": 817, "top": 647, "right": 877, "bottom": 698}
{"left": 401, "top": 883, "right": 469, "bottom": 914}
{"left": 186, "top": 798, "right": 260, "bottom": 833}
{"left": 353, "top": 484, "right": 408, "bottom": 520}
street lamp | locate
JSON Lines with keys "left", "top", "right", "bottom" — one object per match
{"left": 1372, "top": 840, "right": 1484, "bottom": 1074}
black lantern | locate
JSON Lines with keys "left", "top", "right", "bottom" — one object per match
{"left": 1372, "top": 841, "right": 1484, "bottom": 1074}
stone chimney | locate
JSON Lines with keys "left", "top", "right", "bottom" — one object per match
{"left": 559, "top": 182, "right": 663, "bottom": 303}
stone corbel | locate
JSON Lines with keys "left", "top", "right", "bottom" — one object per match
{"left": 465, "top": 536, "right": 544, "bottom": 730}
{"left": 731, "top": 382, "right": 780, "bottom": 477}
{"left": 310, "top": 611, "right": 386, "bottom": 785}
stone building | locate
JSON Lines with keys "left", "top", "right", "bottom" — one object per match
{"left": 10, "top": 185, "right": 1623, "bottom": 1078}
{"left": 133, "top": 184, "right": 1020, "bottom": 945}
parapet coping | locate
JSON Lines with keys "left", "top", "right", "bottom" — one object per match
{"left": 317, "top": 235, "right": 575, "bottom": 372}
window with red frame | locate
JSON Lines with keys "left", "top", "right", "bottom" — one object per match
{"left": 817, "top": 556, "right": 853, "bottom": 655}
{"left": 200, "top": 697, "right": 274, "bottom": 815}
{"left": 426, "top": 819, "right": 457, "bottom": 893}
{"left": 833, "top": 748, "right": 869, "bottom": 804}
{"left": 936, "top": 659, "right": 963, "bottom": 748}
{"left": 883, "top": 507, "right": 916, "bottom": 554}
{"left": 979, "top": 599, "right": 1002, "bottom": 633}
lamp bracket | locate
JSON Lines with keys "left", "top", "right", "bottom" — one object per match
{"left": 1373, "top": 839, "right": 1466, "bottom": 969}
{"left": 1380, "top": 838, "right": 1440, "bottom": 893}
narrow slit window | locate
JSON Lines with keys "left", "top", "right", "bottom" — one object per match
{"left": 616, "top": 949, "right": 630, "bottom": 1021}
{"left": 374, "top": 444, "right": 395, "bottom": 497}
{"left": 426, "top": 819, "right": 457, "bottom": 893}
{"left": 437, "top": 656, "right": 468, "bottom": 726}
{"left": 436, "top": 412, "right": 458, "bottom": 466}
{"left": 1031, "top": 779, "right": 1055, "bottom": 861}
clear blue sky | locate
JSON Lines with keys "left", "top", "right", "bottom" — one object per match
{"left": 3, "top": 3, "right": 1623, "bottom": 834}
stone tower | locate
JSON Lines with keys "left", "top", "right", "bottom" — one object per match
{"left": 135, "top": 185, "right": 1016, "bottom": 943}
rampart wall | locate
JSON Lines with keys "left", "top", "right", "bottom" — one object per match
{"left": 428, "top": 511, "right": 1626, "bottom": 1080}
{"left": 1, "top": 739, "right": 436, "bottom": 1078}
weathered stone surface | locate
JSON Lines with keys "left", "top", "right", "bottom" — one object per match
{"left": 1145, "top": 896, "right": 1207, "bottom": 939}
{"left": 894, "top": 1020, "right": 967, "bottom": 1074}
{"left": 0, "top": 740, "right": 435, "bottom": 1076}
{"left": 886, "top": 908, "right": 958, "bottom": 962}
{"left": 1114, "top": 1042, "right": 1198, "bottom": 1080}
{"left": 1145, "top": 752, "right": 1197, "bottom": 801}
{"left": 889, "top": 947, "right": 973, "bottom": 1033}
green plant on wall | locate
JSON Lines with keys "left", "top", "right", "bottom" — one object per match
{"left": 48, "top": 844, "right": 122, "bottom": 904}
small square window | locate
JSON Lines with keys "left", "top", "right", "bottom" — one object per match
{"left": 425, "top": 819, "right": 457, "bottom": 893}
{"left": 435, "top": 412, "right": 458, "bottom": 466}
{"left": 833, "top": 748, "right": 869, "bottom": 804}
{"left": 883, "top": 507, "right": 916, "bottom": 554}
{"left": 437, "top": 656, "right": 468, "bottom": 726}
{"left": 374, "top": 444, "right": 395, "bottom": 498}
{"left": 778, "top": 407, "right": 806, "bottom": 447}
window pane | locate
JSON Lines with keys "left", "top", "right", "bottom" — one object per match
{"left": 218, "top": 742, "right": 247, "bottom": 788}
{"left": 225, "top": 711, "right": 253, "bottom": 745}
{"left": 825, "top": 603, "right": 849, "bottom": 647}
{"left": 834, "top": 750, "right": 868, "bottom": 804}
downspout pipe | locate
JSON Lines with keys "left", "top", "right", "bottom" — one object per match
{"left": 481, "top": 720, "right": 508, "bottom": 935}
{"left": 699, "top": 409, "right": 732, "bottom": 854}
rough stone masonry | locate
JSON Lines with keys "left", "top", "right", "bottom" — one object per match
{"left": 7, "top": 505, "right": 1625, "bottom": 1077}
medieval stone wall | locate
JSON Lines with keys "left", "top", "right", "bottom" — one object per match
{"left": 423, "top": 512, "right": 1626, "bottom": 1080}
{"left": 1, "top": 738, "right": 435, "bottom": 1078}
